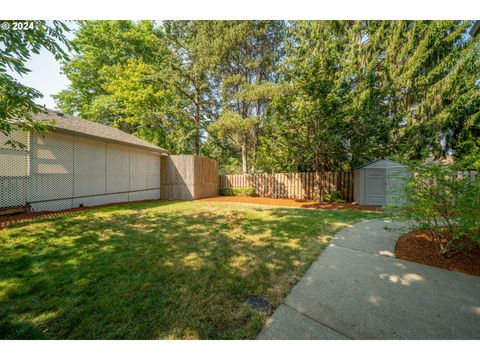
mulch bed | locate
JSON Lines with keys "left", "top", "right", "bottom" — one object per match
{"left": 200, "top": 196, "right": 382, "bottom": 212}
{"left": 396, "top": 230, "right": 480, "bottom": 276}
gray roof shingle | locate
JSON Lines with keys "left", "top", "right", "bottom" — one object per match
{"left": 34, "top": 109, "right": 168, "bottom": 154}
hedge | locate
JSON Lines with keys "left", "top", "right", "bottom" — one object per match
{"left": 219, "top": 187, "right": 256, "bottom": 197}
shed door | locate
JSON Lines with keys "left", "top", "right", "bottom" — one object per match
{"left": 364, "top": 168, "right": 386, "bottom": 206}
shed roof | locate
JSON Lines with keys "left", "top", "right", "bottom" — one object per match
{"left": 354, "top": 158, "right": 405, "bottom": 170}
{"left": 33, "top": 109, "right": 168, "bottom": 154}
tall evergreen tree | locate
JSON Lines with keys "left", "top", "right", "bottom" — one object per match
{"left": 161, "top": 21, "right": 219, "bottom": 155}
{"left": 207, "top": 21, "right": 286, "bottom": 173}
{"left": 259, "top": 20, "right": 480, "bottom": 172}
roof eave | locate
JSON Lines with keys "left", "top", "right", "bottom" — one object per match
{"left": 51, "top": 126, "right": 169, "bottom": 155}
{"left": 354, "top": 157, "right": 402, "bottom": 170}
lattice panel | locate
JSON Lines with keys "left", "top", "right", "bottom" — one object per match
{"left": 106, "top": 143, "right": 130, "bottom": 193}
{"left": 1, "top": 130, "right": 162, "bottom": 212}
{"left": 128, "top": 189, "right": 160, "bottom": 202}
{"left": 0, "top": 131, "right": 29, "bottom": 208}
{"left": 147, "top": 151, "right": 161, "bottom": 189}
{"left": 28, "top": 132, "right": 74, "bottom": 206}
{"left": 72, "top": 193, "right": 129, "bottom": 208}
{"left": 73, "top": 136, "right": 106, "bottom": 197}
{"left": 129, "top": 148, "right": 148, "bottom": 191}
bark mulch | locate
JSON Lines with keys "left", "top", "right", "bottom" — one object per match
{"left": 200, "top": 196, "right": 382, "bottom": 212}
{"left": 396, "top": 230, "right": 480, "bottom": 277}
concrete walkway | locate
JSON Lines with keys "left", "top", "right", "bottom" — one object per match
{"left": 258, "top": 219, "right": 480, "bottom": 340}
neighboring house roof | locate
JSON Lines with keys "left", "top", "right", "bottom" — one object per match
{"left": 470, "top": 20, "right": 480, "bottom": 37}
{"left": 354, "top": 158, "right": 405, "bottom": 170}
{"left": 34, "top": 109, "right": 168, "bottom": 154}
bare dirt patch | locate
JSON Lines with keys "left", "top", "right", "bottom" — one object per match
{"left": 200, "top": 196, "right": 382, "bottom": 212}
{"left": 396, "top": 230, "right": 480, "bottom": 276}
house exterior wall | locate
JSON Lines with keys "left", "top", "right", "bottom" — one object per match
{"left": 0, "top": 131, "right": 162, "bottom": 211}
{"left": 0, "top": 131, "right": 29, "bottom": 209}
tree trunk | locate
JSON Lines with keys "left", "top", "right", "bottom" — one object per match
{"left": 194, "top": 92, "right": 201, "bottom": 155}
{"left": 241, "top": 142, "right": 248, "bottom": 174}
{"left": 251, "top": 100, "right": 261, "bottom": 172}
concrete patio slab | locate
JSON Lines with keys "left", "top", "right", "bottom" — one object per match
{"left": 258, "top": 219, "right": 480, "bottom": 340}
{"left": 331, "top": 219, "right": 408, "bottom": 257}
{"left": 258, "top": 305, "right": 350, "bottom": 340}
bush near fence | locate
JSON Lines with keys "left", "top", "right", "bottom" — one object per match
{"left": 219, "top": 187, "right": 256, "bottom": 197}
{"left": 219, "top": 172, "right": 354, "bottom": 202}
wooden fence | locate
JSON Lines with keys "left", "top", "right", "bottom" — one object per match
{"left": 219, "top": 172, "right": 354, "bottom": 202}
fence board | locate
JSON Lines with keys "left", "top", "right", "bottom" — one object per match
{"left": 219, "top": 171, "right": 356, "bottom": 202}
{"left": 220, "top": 170, "right": 478, "bottom": 203}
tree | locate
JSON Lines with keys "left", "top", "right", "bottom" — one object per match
{"left": 0, "top": 20, "right": 71, "bottom": 147}
{"left": 208, "top": 21, "right": 286, "bottom": 172}
{"left": 53, "top": 20, "right": 480, "bottom": 171}
{"left": 259, "top": 21, "right": 354, "bottom": 172}
{"left": 208, "top": 111, "right": 258, "bottom": 173}
{"left": 98, "top": 58, "right": 194, "bottom": 154}
{"left": 56, "top": 20, "right": 218, "bottom": 155}
{"left": 54, "top": 20, "right": 194, "bottom": 153}
{"left": 161, "top": 21, "right": 218, "bottom": 155}
{"left": 54, "top": 20, "right": 160, "bottom": 121}
{"left": 260, "top": 21, "right": 480, "bottom": 172}
{"left": 382, "top": 21, "right": 480, "bottom": 162}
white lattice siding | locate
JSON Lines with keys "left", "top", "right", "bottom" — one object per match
{"left": 0, "top": 130, "right": 161, "bottom": 211}
{"left": 147, "top": 151, "right": 161, "bottom": 189}
{"left": 129, "top": 148, "right": 149, "bottom": 191}
{"left": 74, "top": 137, "right": 106, "bottom": 197}
{"left": 128, "top": 189, "right": 160, "bottom": 201}
{"left": 106, "top": 143, "right": 130, "bottom": 193}
{"left": 28, "top": 132, "right": 74, "bottom": 202}
{"left": 0, "top": 131, "right": 29, "bottom": 208}
{"left": 72, "top": 193, "right": 129, "bottom": 208}
{"left": 30, "top": 199, "right": 74, "bottom": 212}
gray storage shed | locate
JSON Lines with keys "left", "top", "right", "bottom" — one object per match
{"left": 354, "top": 158, "right": 407, "bottom": 206}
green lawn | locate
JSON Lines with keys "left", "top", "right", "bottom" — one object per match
{"left": 0, "top": 200, "right": 379, "bottom": 339}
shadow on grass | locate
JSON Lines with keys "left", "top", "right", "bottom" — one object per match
{"left": 0, "top": 201, "right": 378, "bottom": 339}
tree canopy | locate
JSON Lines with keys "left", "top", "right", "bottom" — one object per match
{"left": 54, "top": 20, "right": 480, "bottom": 172}
{"left": 0, "top": 20, "right": 71, "bottom": 147}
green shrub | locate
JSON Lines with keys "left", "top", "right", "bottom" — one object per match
{"left": 323, "top": 191, "right": 346, "bottom": 203}
{"left": 220, "top": 187, "right": 256, "bottom": 197}
{"left": 391, "top": 163, "right": 480, "bottom": 256}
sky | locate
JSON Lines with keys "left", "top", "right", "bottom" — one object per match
{"left": 7, "top": 21, "right": 79, "bottom": 110}
{"left": 11, "top": 48, "right": 70, "bottom": 109}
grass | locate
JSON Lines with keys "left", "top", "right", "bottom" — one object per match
{"left": 0, "top": 200, "right": 379, "bottom": 339}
